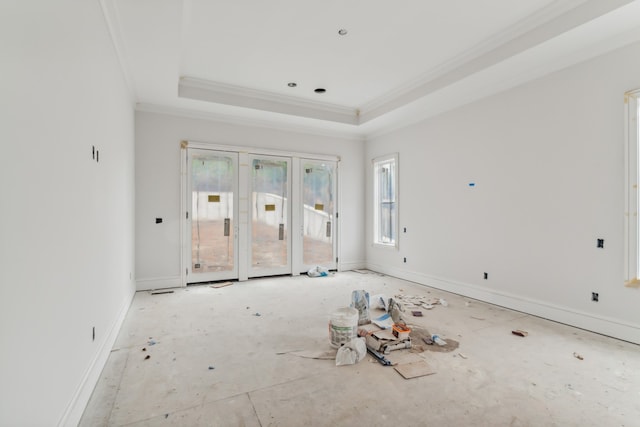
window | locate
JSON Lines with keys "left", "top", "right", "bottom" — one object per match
{"left": 373, "top": 153, "right": 398, "bottom": 247}
{"left": 624, "top": 89, "right": 640, "bottom": 287}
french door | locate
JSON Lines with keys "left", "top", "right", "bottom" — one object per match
{"left": 301, "top": 159, "right": 337, "bottom": 271}
{"left": 186, "top": 149, "right": 238, "bottom": 283}
{"left": 249, "top": 155, "right": 291, "bottom": 277}
{"left": 183, "top": 145, "right": 338, "bottom": 284}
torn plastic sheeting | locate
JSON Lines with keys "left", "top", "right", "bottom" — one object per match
{"left": 335, "top": 338, "right": 367, "bottom": 366}
{"left": 370, "top": 294, "right": 390, "bottom": 311}
{"left": 372, "top": 313, "right": 394, "bottom": 329}
{"left": 307, "top": 265, "right": 329, "bottom": 277}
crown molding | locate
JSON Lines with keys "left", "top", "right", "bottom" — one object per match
{"left": 179, "top": 77, "right": 360, "bottom": 125}
{"left": 99, "top": 0, "right": 137, "bottom": 104}
{"left": 364, "top": 20, "right": 640, "bottom": 140}
{"left": 135, "top": 102, "right": 365, "bottom": 142}
{"left": 358, "top": 0, "right": 632, "bottom": 123}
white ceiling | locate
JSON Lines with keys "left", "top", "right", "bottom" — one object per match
{"left": 102, "top": 0, "right": 640, "bottom": 138}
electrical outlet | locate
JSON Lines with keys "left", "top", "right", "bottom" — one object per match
{"left": 484, "top": 272, "right": 488, "bottom": 280}
{"left": 592, "top": 292, "right": 599, "bottom": 302}
{"left": 597, "top": 239, "right": 604, "bottom": 248}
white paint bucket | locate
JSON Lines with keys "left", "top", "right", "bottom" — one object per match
{"left": 328, "top": 307, "right": 359, "bottom": 348}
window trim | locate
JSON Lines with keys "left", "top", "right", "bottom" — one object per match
{"left": 624, "top": 89, "right": 640, "bottom": 287}
{"left": 372, "top": 153, "right": 399, "bottom": 249}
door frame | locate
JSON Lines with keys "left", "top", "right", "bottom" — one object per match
{"left": 180, "top": 140, "right": 340, "bottom": 286}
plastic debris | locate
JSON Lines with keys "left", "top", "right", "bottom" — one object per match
{"left": 307, "top": 265, "right": 329, "bottom": 277}
{"left": 439, "top": 298, "right": 448, "bottom": 307}
{"left": 458, "top": 353, "right": 468, "bottom": 359}
{"left": 512, "top": 330, "right": 528, "bottom": 337}
{"left": 573, "top": 352, "right": 584, "bottom": 361}
{"left": 432, "top": 334, "right": 447, "bottom": 346}
{"left": 411, "top": 311, "right": 423, "bottom": 317}
{"left": 147, "top": 339, "right": 157, "bottom": 346}
{"left": 370, "top": 294, "right": 390, "bottom": 311}
{"left": 335, "top": 338, "right": 367, "bottom": 366}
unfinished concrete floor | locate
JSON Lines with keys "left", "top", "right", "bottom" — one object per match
{"left": 81, "top": 271, "right": 640, "bottom": 426}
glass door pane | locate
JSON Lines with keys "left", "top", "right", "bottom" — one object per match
{"left": 302, "top": 160, "right": 336, "bottom": 269}
{"left": 188, "top": 149, "right": 237, "bottom": 282}
{"left": 250, "top": 155, "right": 291, "bottom": 276}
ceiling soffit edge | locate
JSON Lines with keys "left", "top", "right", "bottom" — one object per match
{"left": 179, "top": 77, "right": 360, "bottom": 125}
{"left": 135, "top": 102, "right": 366, "bottom": 142}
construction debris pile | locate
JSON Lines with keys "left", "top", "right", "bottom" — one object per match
{"left": 327, "top": 289, "right": 454, "bottom": 377}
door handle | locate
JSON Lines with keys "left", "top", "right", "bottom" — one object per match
{"left": 224, "top": 218, "right": 230, "bottom": 236}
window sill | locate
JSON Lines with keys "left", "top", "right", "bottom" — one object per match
{"left": 372, "top": 242, "right": 398, "bottom": 251}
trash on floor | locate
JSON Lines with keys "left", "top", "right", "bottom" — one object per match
{"left": 351, "top": 290, "right": 371, "bottom": 325}
{"left": 253, "top": 312, "right": 261, "bottom": 317}
{"left": 359, "top": 322, "right": 413, "bottom": 355}
{"left": 394, "top": 360, "right": 436, "bottom": 379}
{"left": 431, "top": 334, "right": 447, "bottom": 346}
{"left": 366, "top": 346, "right": 392, "bottom": 366}
{"left": 393, "top": 294, "right": 447, "bottom": 311}
{"left": 411, "top": 310, "right": 423, "bottom": 317}
{"left": 335, "top": 337, "right": 367, "bottom": 366}
{"left": 573, "top": 352, "right": 584, "bottom": 361}
{"left": 392, "top": 323, "right": 411, "bottom": 340}
{"left": 410, "top": 327, "right": 459, "bottom": 353}
{"left": 279, "top": 350, "right": 337, "bottom": 360}
{"left": 150, "top": 290, "right": 174, "bottom": 295}
{"left": 209, "top": 281, "right": 233, "bottom": 289}
{"left": 512, "top": 329, "right": 528, "bottom": 337}
{"left": 372, "top": 312, "right": 394, "bottom": 329}
{"left": 458, "top": 352, "right": 468, "bottom": 359}
{"left": 307, "top": 265, "right": 329, "bottom": 277}
{"left": 370, "top": 294, "right": 390, "bottom": 311}
{"left": 147, "top": 339, "right": 157, "bottom": 346}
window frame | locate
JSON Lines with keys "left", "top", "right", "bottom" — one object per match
{"left": 372, "top": 153, "right": 399, "bottom": 248}
{"left": 624, "top": 90, "right": 640, "bottom": 287}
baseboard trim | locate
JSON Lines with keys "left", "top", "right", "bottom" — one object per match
{"left": 59, "top": 289, "right": 135, "bottom": 426}
{"left": 136, "top": 276, "right": 182, "bottom": 291}
{"left": 367, "top": 263, "right": 640, "bottom": 345}
{"left": 338, "top": 260, "right": 367, "bottom": 272}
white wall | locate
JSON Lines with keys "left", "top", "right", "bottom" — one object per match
{"left": 366, "top": 41, "right": 640, "bottom": 344}
{"left": 0, "top": 0, "right": 136, "bottom": 425}
{"left": 135, "top": 111, "right": 365, "bottom": 289}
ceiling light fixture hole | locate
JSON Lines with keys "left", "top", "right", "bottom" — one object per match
{"left": 314, "top": 88, "right": 326, "bottom": 94}
{"left": 287, "top": 82, "right": 297, "bottom": 87}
